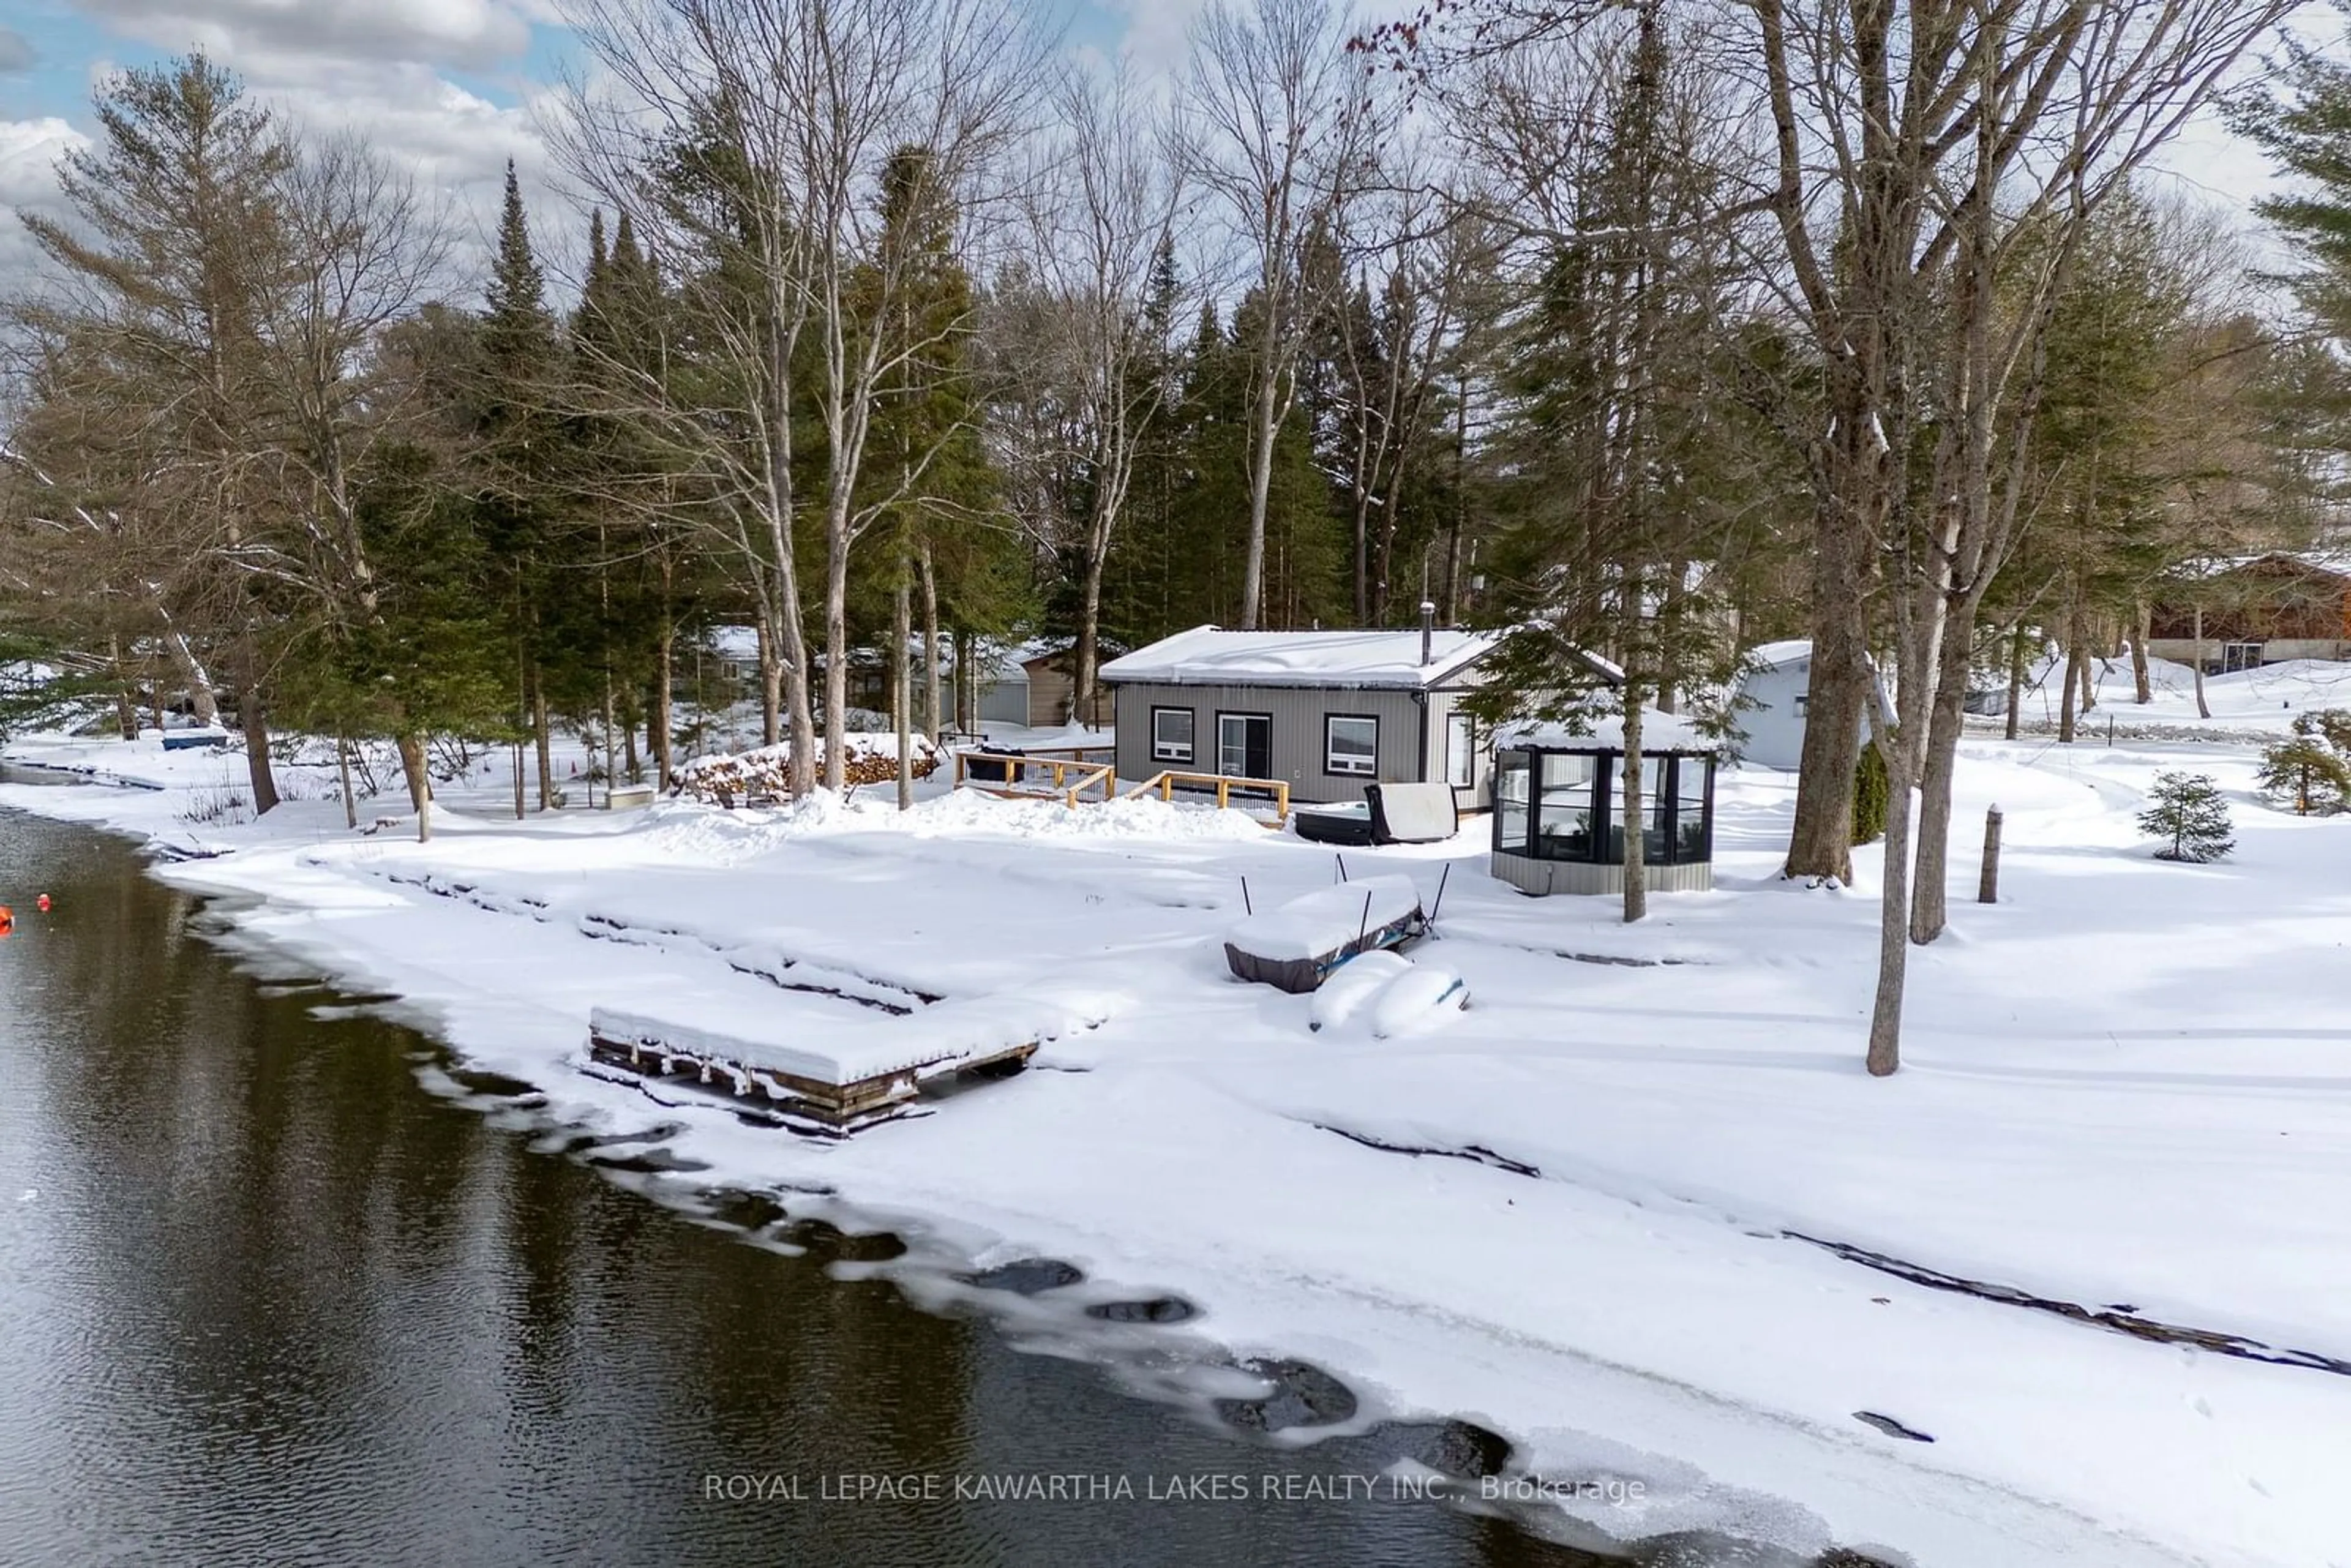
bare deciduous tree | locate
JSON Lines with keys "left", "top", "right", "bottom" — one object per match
{"left": 1185, "top": 0, "right": 1383, "bottom": 630}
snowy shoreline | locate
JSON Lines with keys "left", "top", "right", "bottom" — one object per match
{"left": 5, "top": 703, "right": 2348, "bottom": 1567}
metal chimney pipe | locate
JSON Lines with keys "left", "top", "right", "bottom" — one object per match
{"left": 1419, "top": 600, "right": 1437, "bottom": 665}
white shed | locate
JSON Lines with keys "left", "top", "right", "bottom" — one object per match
{"left": 1730, "top": 640, "right": 1887, "bottom": 770}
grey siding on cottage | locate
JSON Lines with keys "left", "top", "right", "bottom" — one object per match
{"left": 1422, "top": 688, "right": 1494, "bottom": 809}
{"left": 1112, "top": 681, "right": 1442, "bottom": 805}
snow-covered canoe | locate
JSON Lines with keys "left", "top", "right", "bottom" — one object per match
{"left": 1224, "top": 874, "right": 1426, "bottom": 993}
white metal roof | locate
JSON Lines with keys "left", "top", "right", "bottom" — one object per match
{"left": 1099, "top": 624, "right": 1500, "bottom": 689}
{"left": 1743, "top": 639, "right": 1813, "bottom": 670}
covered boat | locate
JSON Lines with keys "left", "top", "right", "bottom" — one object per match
{"left": 1223, "top": 874, "right": 1427, "bottom": 993}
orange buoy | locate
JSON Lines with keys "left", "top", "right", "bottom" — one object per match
{"left": 36, "top": 895, "right": 50, "bottom": 913}
{"left": 0, "top": 906, "right": 13, "bottom": 936}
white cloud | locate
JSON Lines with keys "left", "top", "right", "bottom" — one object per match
{"left": 0, "top": 117, "right": 91, "bottom": 295}
{"left": 76, "top": 0, "right": 536, "bottom": 73}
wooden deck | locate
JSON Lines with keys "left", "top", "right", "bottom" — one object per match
{"left": 585, "top": 1022, "right": 1038, "bottom": 1137}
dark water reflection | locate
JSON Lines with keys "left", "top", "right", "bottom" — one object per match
{"left": 0, "top": 801, "right": 1843, "bottom": 1568}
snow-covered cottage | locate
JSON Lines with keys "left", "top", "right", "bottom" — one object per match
{"left": 1100, "top": 617, "right": 1521, "bottom": 806}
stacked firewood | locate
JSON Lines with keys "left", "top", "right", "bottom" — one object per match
{"left": 671, "top": 737, "right": 941, "bottom": 805}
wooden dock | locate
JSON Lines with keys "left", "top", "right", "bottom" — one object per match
{"left": 585, "top": 1011, "right": 1041, "bottom": 1137}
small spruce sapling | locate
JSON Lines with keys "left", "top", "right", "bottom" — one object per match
{"left": 2138, "top": 771, "right": 2234, "bottom": 863}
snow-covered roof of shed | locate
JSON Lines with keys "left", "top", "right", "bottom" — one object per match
{"left": 1744, "top": 639, "right": 1812, "bottom": 670}
{"left": 1496, "top": 705, "right": 1720, "bottom": 753}
{"left": 2172, "top": 549, "right": 2351, "bottom": 580}
{"left": 707, "top": 624, "right": 760, "bottom": 660}
{"left": 1099, "top": 624, "right": 1500, "bottom": 689}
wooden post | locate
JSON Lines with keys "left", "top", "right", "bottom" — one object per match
{"left": 1978, "top": 805, "right": 2003, "bottom": 904}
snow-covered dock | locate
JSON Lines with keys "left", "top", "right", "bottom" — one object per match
{"left": 585, "top": 990, "right": 1114, "bottom": 1135}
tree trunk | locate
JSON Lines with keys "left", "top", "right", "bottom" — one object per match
{"left": 2130, "top": 601, "right": 2153, "bottom": 705}
{"left": 531, "top": 673, "right": 553, "bottom": 811}
{"left": 396, "top": 732, "right": 432, "bottom": 843}
{"left": 337, "top": 735, "right": 358, "bottom": 830}
{"left": 108, "top": 633, "right": 138, "bottom": 740}
{"left": 822, "top": 501, "right": 853, "bottom": 790}
{"left": 2192, "top": 602, "right": 2211, "bottom": 719}
{"left": 160, "top": 628, "right": 218, "bottom": 726}
{"left": 755, "top": 613, "right": 781, "bottom": 748}
{"left": 2076, "top": 625, "right": 2096, "bottom": 715}
{"left": 894, "top": 568, "right": 913, "bottom": 812}
{"left": 1620, "top": 691, "right": 1648, "bottom": 925}
{"left": 653, "top": 623, "right": 674, "bottom": 792}
{"left": 1783, "top": 512, "right": 1871, "bottom": 883}
{"left": 2003, "top": 622, "right": 2029, "bottom": 740}
{"left": 1239, "top": 358, "right": 1281, "bottom": 631}
{"left": 236, "top": 677, "right": 279, "bottom": 815}
{"left": 919, "top": 544, "right": 942, "bottom": 740}
{"left": 1910, "top": 615, "right": 1976, "bottom": 944}
{"left": 955, "top": 627, "right": 975, "bottom": 734}
{"left": 2058, "top": 593, "right": 2087, "bottom": 743}
{"left": 1076, "top": 546, "right": 1108, "bottom": 730}
{"left": 1865, "top": 744, "right": 1912, "bottom": 1076}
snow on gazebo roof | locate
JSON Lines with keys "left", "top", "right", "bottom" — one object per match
{"left": 1099, "top": 624, "right": 1500, "bottom": 689}
{"left": 1496, "top": 704, "right": 1721, "bottom": 754}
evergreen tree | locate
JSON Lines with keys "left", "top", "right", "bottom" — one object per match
{"left": 2257, "top": 710, "right": 2351, "bottom": 815}
{"left": 2139, "top": 771, "right": 2234, "bottom": 861}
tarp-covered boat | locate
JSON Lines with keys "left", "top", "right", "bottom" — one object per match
{"left": 1223, "top": 874, "right": 1426, "bottom": 993}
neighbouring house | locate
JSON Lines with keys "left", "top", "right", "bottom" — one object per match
{"left": 2147, "top": 552, "right": 2351, "bottom": 672}
{"left": 1490, "top": 709, "right": 1722, "bottom": 896}
{"left": 1729, "top": 639, "right": 1889, "bottom": 770}
{"left": 1100, "top": 613, "right": 1610, "bottom": 807}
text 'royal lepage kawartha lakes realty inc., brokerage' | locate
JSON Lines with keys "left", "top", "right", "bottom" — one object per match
{"left": 702, "top": 1472, "right": 1649, "bottom": 1507}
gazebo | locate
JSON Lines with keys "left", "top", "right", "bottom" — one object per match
{"left": 1489, "top": 710, "right": 1721, "bottom": 896}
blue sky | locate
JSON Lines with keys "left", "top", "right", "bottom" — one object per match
{"left": 0, "top": 0, "right": 1167, "bottom": 285}
{"left": 1, "top": 0, "right": 1132, "bottom": 121}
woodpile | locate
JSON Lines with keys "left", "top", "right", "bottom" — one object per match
{"left": 671, "top": 737, "right": 940, "bottom": 805}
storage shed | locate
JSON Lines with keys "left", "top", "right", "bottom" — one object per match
{"left": 1730, "top": 640, "right": 1888, "bottom": 770}
{"left": 1490, "top": 710, "right": 1720, "bottom": 896}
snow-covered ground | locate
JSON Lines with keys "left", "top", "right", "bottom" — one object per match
{"left": 4, "top": 713, "right": 2349, "bottom": 1568}
{"left": 2006, "top": 650, "right": 2351, "bottom": 739}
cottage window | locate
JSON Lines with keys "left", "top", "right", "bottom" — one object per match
{"left": 1150, "top": 706, "right": 1194, "bottom": 763}
{"left": 1445, "top": 712, "right": 1475, "bottom": 788}
{"left": 1325, "top": 715, "right": 1378, "bottom": 776}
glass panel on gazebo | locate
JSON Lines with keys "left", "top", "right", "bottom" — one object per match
{"left": 1536, "top": 752, "right": 1596, "bottom": 860}
{"left": 1677, "top": 756, "right": 1711, "bottom": 861}
{"left": 1496, "top": 753, "right": 1529, "bottom": 850}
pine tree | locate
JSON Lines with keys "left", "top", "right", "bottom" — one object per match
{"left": 2139, "top": 771, "right": 2235, "bottom": 861}
{"left": 2256, "top": 710, "right": 2351, "bottom": 815}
